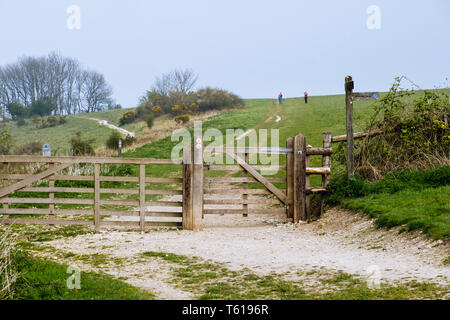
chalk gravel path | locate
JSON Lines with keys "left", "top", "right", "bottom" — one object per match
{"left": 88, "top": 117, "right": 135, "bottom": 137}
{"left": 44, "top": 208, "right": 449, "bottom": 299}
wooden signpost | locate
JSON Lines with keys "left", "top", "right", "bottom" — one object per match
{"left": 345, "top": 76, "right": 379, "bottom": 179}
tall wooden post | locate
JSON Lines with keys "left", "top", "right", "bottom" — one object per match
{"left": 242, "top": 152, "right": 248, "bottom": 217}
{"left": 118, "top": 139, "right": 122, "bottom": 158}
{"left": 345, "top": 76, "right": 355, "bottom": 179}
{"left": 322, "top": 132, "right": 332, "bottom": 187}
{"left": 94, "top": 163, "right": 100, "bottom": 231}
{"left": 192, "top": 136, "right": 203, "bottom": 230}
{"left": 305, "top": 150, "right": 311, "bottom": 222}
{"left": 49, "top": 163, "right": 55, "bottom": 225}
{"left": 293, "top": 134, "right": 306, "bottom": 223}
{"left": 139, "top": 164, "right": 146, "bottom": 232}
{"left": 182, "top": 146, "right": 193, "bottom": 230}
{"left": 286, "top": 138, "right": 294, "bottom": 219}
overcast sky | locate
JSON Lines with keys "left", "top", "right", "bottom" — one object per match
{"left": 0, "top": 0, "right": 449, "bottom": 107}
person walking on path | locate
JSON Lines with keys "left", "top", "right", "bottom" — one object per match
{"left": 304, "top": 91, "right": 308, "bottom": 104}
{"left": 278, "top": 92, "right": 283, "bottom": 104}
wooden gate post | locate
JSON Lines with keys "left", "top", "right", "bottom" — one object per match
{"left": 345, "top": 75, "right": 355, "bottom": 179}
{"left": 293, "top": 133, "right": 307, "bottom": 223}
{"left": 182, "top": 146, "right": 193, "bottom": 230}
{"left": 94, "top": 163, "right": 100, "bottom": 231}
{"left": 192, "top": 136, "right": 203, "bottom": 230}
{"left": 322, "top": 132, "right": 332, "bottom": 187}
{"left": 139, "top": 164, "right": 146, "bottom": 232}
{"left": 286, "top": 137, "right": 294, "bottom": 218}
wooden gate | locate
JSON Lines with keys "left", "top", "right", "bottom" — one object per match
{"left": 181, "top": 132, "right": 333, "bottom": 230}
{"left": 0, "top": 155, "right": 183, "bottom": 231}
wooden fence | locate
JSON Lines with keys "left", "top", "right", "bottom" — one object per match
{"left": 0, "top": 156, "right": 183, "bottom": 231}
{"left": 2, "top": 130, "right": 373, "bottom": 231}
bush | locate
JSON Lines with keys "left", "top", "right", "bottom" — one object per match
{"left": 0, "top": 128, "right": 13, "bottom": 155}
{"left": 16, "top": 118, "right": 26, "bottom": 126}
{"left": 70, "top": 132, "right": 95, "bottom": 156}
{"left": 152, "top": 106, "right": 162, "bottom": 116}
{"left": 14, "top": 141, "right": 42, "bottom": 155}
{"left": 349, "top": 78, "right": 450, "bottom": 176}
{"left": 38, "top": 115, "right": 66, "bottom": 128}
{"left": 195, "top": 87, "right": 244, "bottom": 112}
{"left": 119, "top": 110, "right": 136, "bottom": 126}
{"left": 174, "top": 114, "right": 190, "bottom": 124}
{"left": 106, "top": 131, "right": 136, "bottom": 150}
{"left": 145, "top": 113, "right": 154, "bottom": 128}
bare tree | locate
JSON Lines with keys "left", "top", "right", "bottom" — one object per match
{"left": 0, "top": 52, "right": 114, "bottom": 118}
{"left": 152, "top": 68, "right": 198, "bottom": 96}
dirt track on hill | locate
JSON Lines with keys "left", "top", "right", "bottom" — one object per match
{"left": 41, "top": 208, "right": 450, "bottom": 299}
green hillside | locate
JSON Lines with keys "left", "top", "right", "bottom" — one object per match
{"left": 1, "top": 108, "right": 144, "bottom": 155}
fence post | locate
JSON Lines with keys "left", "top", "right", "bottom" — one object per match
{"left": 293, "top": 133, "right": 306, "bottom": 223}
{"left": 242, "top": 152, "right": 248, "bottom": 217}
{"left": 192, "top": 136, "right": 203, "bottom": 230}
{"left": 322, "top": 132, "right": 332, "bottom": 187}
{"left": 94, "top": 163, "right": 100, "bottom": 231}
{"left": 286, "top": 137, "right": 294, "bottom": 219}
{"left": 49, "top": 163, "right": 55, "bottom": 225}
{"left": 305, "top": 148, "right": 311, "bottom": 222}
{"left": 139, "top": 164, "right": 146, "bottom": 232}
{"left": 1, "top": 162, "right": 9, "bottom": 223}
{"left": 345, "top": 75, "right": 354, "bottom": 179}
{"left": 182, "top": 146, "right": 193, "bottom": 230}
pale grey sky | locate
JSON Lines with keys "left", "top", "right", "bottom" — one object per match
{"left": 0, "top": 0, "right": 448, "bottom": 107}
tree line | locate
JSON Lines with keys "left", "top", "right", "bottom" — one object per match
{"left": 0, "top": 52, "right": 115, "bottom": 120}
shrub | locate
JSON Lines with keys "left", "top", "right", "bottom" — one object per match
{"left": 70, "top": 132, "right": 95, "bottom": 156}
{"left": 152, "top": 106, "right": 162, "bottom": 116}
{"left": 0, "top": 128, "right": 13, "bottom": 155}
{"left": 195, "top": 87, "right": 244, "bottom": 112}
{"left": 174, "top": 114, "right": 190, "bottom": 124}
{"left": 106, "top": 131, "right": 136, "bottom": 150}
{"left": 14, "top": 141, "right": 42, "bottom": 155}
{"left": 16, "top": 118, "right": 26, "bottom": 126}
{"left": 145, "top": 113, "right": 154, "bottom": 128}
{"left": 347, "top": 78, "right": 450, "bottom": 176}
{"left": 119, "top": 110, "right": 136, "bottom": 126}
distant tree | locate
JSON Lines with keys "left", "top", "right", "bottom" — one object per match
{"left": 29, "top": 98, "right": 55, "bottom": 117}
{"left": 0, "top": 52, "right": 115, "bottom": 117}
{"left": 6, "top": 102, "right": 27, "bottom": 119}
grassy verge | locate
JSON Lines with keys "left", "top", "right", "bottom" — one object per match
{"left": 140, "top": 251, "right": 448, "bottom": 300}
{"left": 326, "top": 166, "right": 450, "bottom": 239}
{"left": 8, "top": 253, "right": 154, "bottom": 300}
